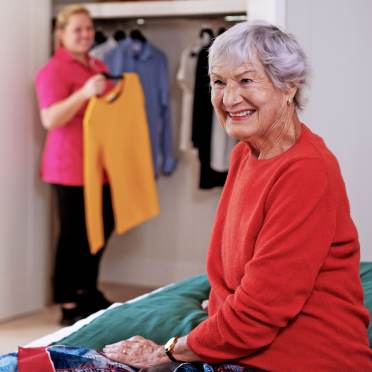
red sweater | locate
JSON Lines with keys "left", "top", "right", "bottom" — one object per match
{"left": 188, "top": 124, "right": 372, "bottom": 371}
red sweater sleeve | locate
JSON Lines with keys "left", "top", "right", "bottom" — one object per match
{"left": 187, "top": 158, "right": 337, "bottom": 362}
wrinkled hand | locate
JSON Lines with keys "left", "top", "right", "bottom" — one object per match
{"left": 102, "top": 335, "right": 168, "bottom": 368}
{"left": 82, "top": 74, "right": 107, "bottom": 99}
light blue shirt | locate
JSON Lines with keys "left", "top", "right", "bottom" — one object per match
{"left": 105, "top": 38, "right": 177, "bottom": 176}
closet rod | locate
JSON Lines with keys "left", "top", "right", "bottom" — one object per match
{"left": 54, "top": 0, "right": 248, "bottom": 19}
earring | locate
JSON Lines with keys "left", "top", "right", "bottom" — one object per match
{"left": 287, "top": 98, "right": 292, "bottom": 105}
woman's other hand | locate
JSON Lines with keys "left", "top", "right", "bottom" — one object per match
{"left": 103, "top": 335, "right": 168, "bottom": 368}
{"left": 82, "top": 74, "right": 107, "bottom": 98}
{"left": 40, "top": 74, "right": 107, "bottom": 129}
{"left": 40, "top": 73, "right": 106, "bottom": 129}
{"left": 201, "top": 299, "right": 209, "bottom": 312}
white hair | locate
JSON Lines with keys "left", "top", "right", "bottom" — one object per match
{"left": 209, "top": 21, "right": 309, "bottom": 109}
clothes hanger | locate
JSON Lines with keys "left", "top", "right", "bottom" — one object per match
{"left": 102, "top": 74, "right": 126, "bottom": 103}
{"left": 94, "top": 30, "right": 107, "bottom": 45}
{"left": 101, "top": 72, "right": 124, "bottom": 80}
{"left": 199, "top": 27, "right": 214, "bottom": 43}
{"left": 113, "top": 29, "right": 127, "bottom": 42}
{"left": 130, "top": 29, "right": 147, "bottom": 43}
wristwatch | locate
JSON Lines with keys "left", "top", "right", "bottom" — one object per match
{"left": 164, "top": 336, "right": 182, "bottom": 362}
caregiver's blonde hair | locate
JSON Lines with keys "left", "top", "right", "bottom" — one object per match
{"left": 54, "top": 4, "right": 92, "bottom": 49}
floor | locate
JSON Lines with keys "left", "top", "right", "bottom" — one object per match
{"left": 0, "top": 283, "right": 155, "bottom": 355}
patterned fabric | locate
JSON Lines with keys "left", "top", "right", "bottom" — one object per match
{"left": 0, "top": 347, "right": 261, "bottom": 372}
{"left": 0, "top": 346, "right": 136, "bottom": 372}
{"left": 18, "top": 346, "right": 54, "bottom": 372}
{"left": 0, "top": 352, "right": 17, "bottom": 372}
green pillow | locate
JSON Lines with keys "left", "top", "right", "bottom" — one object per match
{"left": 56, "top": 274, "right": 210, "bottom": 349}
{"left": 360, "top": 262, "right": 372, "bottom": 346}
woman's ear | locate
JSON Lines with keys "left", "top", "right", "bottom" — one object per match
{"left": 286, "top": 85, "right": 297, "bottom": 105}
{"left": 55, "top": 29, "right": 64, "bottom": 48}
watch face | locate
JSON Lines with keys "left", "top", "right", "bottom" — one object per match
{"left": 165, "top": 337, "right": 176, "bottom": 351}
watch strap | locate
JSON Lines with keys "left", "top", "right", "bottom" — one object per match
{"left": 164, "top": 336, "right": 181, "bottom": 362}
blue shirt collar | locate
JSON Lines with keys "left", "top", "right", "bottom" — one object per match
{"left": 119, "top": 38, "right": 153, "bottom": 61}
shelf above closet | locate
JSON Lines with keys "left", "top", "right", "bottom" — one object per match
{"left": 54, "top": 0, "right": 247, "bottom": 19}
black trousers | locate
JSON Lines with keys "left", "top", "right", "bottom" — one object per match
{"left": 52, "top": 184, "right": 114, "bottom": 304}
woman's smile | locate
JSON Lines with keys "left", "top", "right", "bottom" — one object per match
{"left": 227, "top": 109, "right": 256, "bottom": 122}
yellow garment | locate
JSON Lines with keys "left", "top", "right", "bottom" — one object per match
{"left": 83, "top": 73, "right": 160, "bottom": 254}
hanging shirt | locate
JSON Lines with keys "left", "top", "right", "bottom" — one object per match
{"left": 177, "top": 41, "right": 202, "bottom": 151}
{"left": 192, "top": 44, "right": 228, "bottom": 189}
{"left": 90, "top": 37, "right": 118, "bottom": 61}
{"left": 83, "top": 73, "right": 160, "bottom": 253}
{"left": 35, "top": 47, "right": 113, "bottom": 186}
{"left": 210, "top": 112, "right": 236, "bottom": 172}
{"left": 104, "top": 38, "right": 177, "bottom": 176}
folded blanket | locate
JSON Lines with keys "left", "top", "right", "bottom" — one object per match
{"left": 1, "top": 345, "right": 262, "bottom": 372}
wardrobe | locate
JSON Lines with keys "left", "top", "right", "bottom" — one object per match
{"left": 73, "top": 1, "right": 254, "bottom": 289}
{"left": 0, "top": 0, "right": 51, "bottom": 320}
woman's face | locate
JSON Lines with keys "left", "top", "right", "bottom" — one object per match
{"left": 210, "top": 59, "right": 292, "bottom": 144}
{"left": 59, "top": 13, "right": 94, "bottom": 54}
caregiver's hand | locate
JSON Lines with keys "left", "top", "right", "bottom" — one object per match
{"left": 103, "top": 335, "right": 169, "bottom": 368}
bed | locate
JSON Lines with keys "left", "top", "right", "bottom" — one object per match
{"left": 28, "top": 274, "right": 210, "bottom": 349}
{"left": 29, "top": 263, "right": 372, "bottom": 349}
{"left": 1, "top": 264, "right": 372, "bottom": 371}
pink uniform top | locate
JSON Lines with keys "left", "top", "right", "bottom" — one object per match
{"left": 35, "top": 47, "right": 114, "bottom": 185}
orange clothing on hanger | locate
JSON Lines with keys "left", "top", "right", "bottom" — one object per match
{"left": 83, "top": 73, "right": 159, "bottom": 253}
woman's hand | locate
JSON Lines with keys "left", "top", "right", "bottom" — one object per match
{"left": 39, "top": 74, "right": 108, "bottom": 129}
{"left": 102, "top": 335, "right": 169, "bottom": 368}
{"left": 82, "top": 74, "right": 107, "bottom": 99}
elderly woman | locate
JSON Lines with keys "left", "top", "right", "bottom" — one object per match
{"left": 103, "top": 21, "right": 372, "bottom": 371}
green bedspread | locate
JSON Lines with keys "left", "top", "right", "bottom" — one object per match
{"left": 56, "top": 274, "right": 210, "bottom": 348}
{"left": 57, "top": 263, "right": 372, "bottom": 349}
{"left": 361, "top": 262, "right": 372, "bottom": 346}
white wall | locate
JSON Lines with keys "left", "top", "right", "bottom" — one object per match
{"left": 285, "top": 0, "right": 372, "bottom": 261}
{"left": 0, "top": 0, "right": 51, "bottom": 320}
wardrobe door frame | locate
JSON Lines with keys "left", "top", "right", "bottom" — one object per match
{"left": 0, "top": 0, "right": 51, "bottom": 321}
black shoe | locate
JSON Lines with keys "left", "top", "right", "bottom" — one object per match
{"left": 92, "top": 290, "right": 112, "bottom": 309}
{"left": 60, "top": 306, "right": 85, "bottom": 326}
{"left": 79, "top": 290, "right": 112, "bottom": 317}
